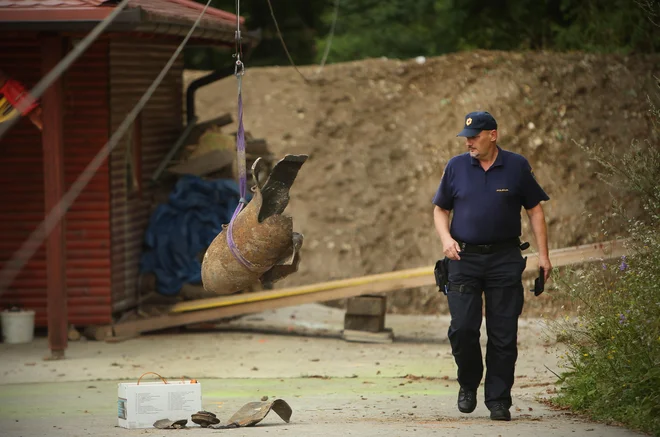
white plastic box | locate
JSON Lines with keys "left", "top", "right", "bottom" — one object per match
{"left": 117, "top": 378, "right": 202, "bottom": 429}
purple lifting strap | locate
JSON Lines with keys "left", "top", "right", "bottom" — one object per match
{"left": 226, "top": 87, "right": 263, "bottom": 273}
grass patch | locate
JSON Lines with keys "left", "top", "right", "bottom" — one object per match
{"left": 547, "top": 86, "right": 660, "bottom": 435}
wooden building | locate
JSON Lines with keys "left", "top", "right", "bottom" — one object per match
{"left": 0, "top": 0, "right": 254, "bottom": 357}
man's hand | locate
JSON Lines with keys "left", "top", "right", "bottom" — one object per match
{"left": 442, "top": 237, "right": 462, "bottom": 260}
{"left": 434, "top": 206, "right": 461, "bottom": 260}
{"left": 539, "top": 256, "right": 552, "bottom": 282}
{"left": 526, "top": 204, "right": 551, "bottom": 282}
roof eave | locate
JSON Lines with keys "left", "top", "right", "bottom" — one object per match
{"left": 0, "top": 7, "right": 138, "bottom": 28}
{"left": 131, "top": 11, "right": 240, "bottom": 46}
{"left": 0, "top": 7, "right": 249, "bottom": 46}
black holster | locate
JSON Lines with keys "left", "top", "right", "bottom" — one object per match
{"left": 434, "top": 257, "right": 450, "bottom": 295}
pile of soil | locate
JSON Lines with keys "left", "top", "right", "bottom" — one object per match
{"left": 184, "top": 50, "right": 660, "bottom": 316}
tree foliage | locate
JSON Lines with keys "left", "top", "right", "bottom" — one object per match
{"left": 187, "top": 0, "right": 660, "bottom": 70}
{"left": 185, "top": 0, "right": 327, "bottom": 70}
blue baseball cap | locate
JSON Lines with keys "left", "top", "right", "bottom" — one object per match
{"left": 456, "top": 111, "right": 498, "bottom": 137}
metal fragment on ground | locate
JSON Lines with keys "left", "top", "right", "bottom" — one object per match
{"left": 209, "top": 399, "right": 293, "bottom": 429}
{"left": 201, "top": 154, "right": 308, "bottom": 295}
{"left": 153, "top": 418, "right": 188, "bottom": 429}
{"left": 191, "top": 410, "right": 221, "bottom": 427}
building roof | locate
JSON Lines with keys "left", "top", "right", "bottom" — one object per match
{"left": 0, "top": 0, "right": 253, "bottom": 45}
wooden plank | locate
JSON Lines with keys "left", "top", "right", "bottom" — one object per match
{"left": 171, "top": 238, "right": 629, "bottom": 314}
{"left": 522, "top": 239, "right": 628, "bottom": 273}
{"left": 185, "top": 114, "right": 233, "bottom": 146}
{"left": 107, "top": 239, "right": 629, "bottom": 337}
{"left": 245, "top": 138, "right": 269, "bottom": 155}
{"left": 171, "top": 266, "right": 432, "bottom": 313}
{"left": 110, "top": 274, "right": 432, "bottom": 337}
{"left": 167, "top": 149, "right": 235, "bottom": 176}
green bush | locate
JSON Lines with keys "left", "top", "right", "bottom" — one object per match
{"left": 549, "top": 91, "right": 660, "bottom": 435}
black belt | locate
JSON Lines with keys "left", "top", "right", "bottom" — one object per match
{"left": 457, "top": 238, "right": 526, "bottom": 254}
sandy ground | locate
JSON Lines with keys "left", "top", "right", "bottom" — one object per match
{"left": 0, "top": 303, "right": 646, "bottom": 436}
{"left": 183, "top": 52, "right": 659, "bottom": 315}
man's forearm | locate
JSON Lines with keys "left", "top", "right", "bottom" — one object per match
{"left": 433, "top": 206, "right": 452, "bottom": 242}
{"left": 528, "top": 206, "right": 549, "bottom": 258}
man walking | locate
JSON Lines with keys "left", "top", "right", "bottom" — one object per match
{"left": 432, "top": 111, "right": 552, "bottom": 421}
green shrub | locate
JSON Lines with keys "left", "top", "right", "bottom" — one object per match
{"left": 549, "top": 91, "right": 660, "bottom": 435}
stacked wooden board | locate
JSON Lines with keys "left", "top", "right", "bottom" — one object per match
{"left": 95, "top": 239, "right": 629, "bottom": 341}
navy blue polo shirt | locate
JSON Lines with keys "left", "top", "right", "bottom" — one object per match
{"left": 432, "top": 146, "right": 549, "bottom": 245}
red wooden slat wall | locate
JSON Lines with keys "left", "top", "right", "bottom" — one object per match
{"left": 108, "top": 39, "right": 184, "bottom": 313}
{"left": 0, "top": 33, "right": 112, "bottom": 326}
{"left": 0, "top": 33, "right": 185, "bottom": 327}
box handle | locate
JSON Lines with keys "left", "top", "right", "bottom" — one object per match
{"left": 137, "top": 372, "right": 168, "bottom": 385}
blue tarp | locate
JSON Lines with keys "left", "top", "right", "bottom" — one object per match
{"left": 139, "top": 175, "right": 249, "bottom": 296}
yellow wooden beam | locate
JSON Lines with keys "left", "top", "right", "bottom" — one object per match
{"left": 170, "top": 238, "right": 629, "bottom": 314}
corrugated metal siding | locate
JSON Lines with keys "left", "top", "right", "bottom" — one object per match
{"left": 64, "top": 37, "right": 112, "bottom": 325}
{"left": 0, "top": 34, "right": 112, "bottom": 326}
{"left": 109, "top": 39, "right": 183, "bottom": 312}
{"left": 0, "top": 34, "right": 46, "bottom": 322}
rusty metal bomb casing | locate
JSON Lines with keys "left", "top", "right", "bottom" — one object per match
{"left": 201, "top": 154, "right": 307, "bottom": 294}
{"left": 201, "top": 185, "right": 290, "bottom": 293}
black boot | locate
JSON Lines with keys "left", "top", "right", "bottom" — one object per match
{"left": 489, "top": 402, "right": 511, "bottom": 421}
{"left": 457, "top": 387, "right": 477, "bottom": 413}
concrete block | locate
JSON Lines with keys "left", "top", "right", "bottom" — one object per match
{"left": 343, "top": 314, "right": 385, "bottom": 333}
{"left": 346, "top": 295, "right": 386, "bottom": 316}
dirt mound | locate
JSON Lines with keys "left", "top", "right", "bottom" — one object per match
{"left": 184, "top": 50, "right": 660, "bottom": 315}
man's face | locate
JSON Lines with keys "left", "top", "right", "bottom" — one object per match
{"left": 465, "top": 129, "right": 497, "bottom": 159}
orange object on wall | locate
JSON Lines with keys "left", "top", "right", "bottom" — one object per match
{"left": 0, "top": 78, "right": 39, "bottom": 115}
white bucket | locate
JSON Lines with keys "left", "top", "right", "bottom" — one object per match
{"left": 1, "top": 310, "right": 35, "bottom": 344}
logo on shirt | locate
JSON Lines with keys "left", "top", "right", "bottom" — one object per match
{"left": 496, "top": 188, "right": 509, "bottom": 192}
{"left": 466, "top": 118, "right": 473, "bottom": 126}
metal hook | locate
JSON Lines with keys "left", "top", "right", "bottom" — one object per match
{"left": 234, "top": 59, "right": 245, "bottom": 76}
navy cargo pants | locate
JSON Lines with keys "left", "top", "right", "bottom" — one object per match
{"left": 446, "top": 246, "right": 527, "bottom": 409}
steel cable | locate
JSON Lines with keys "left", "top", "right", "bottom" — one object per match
{"left": 316, "top": 0, "right": 340, "bottom": 75}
